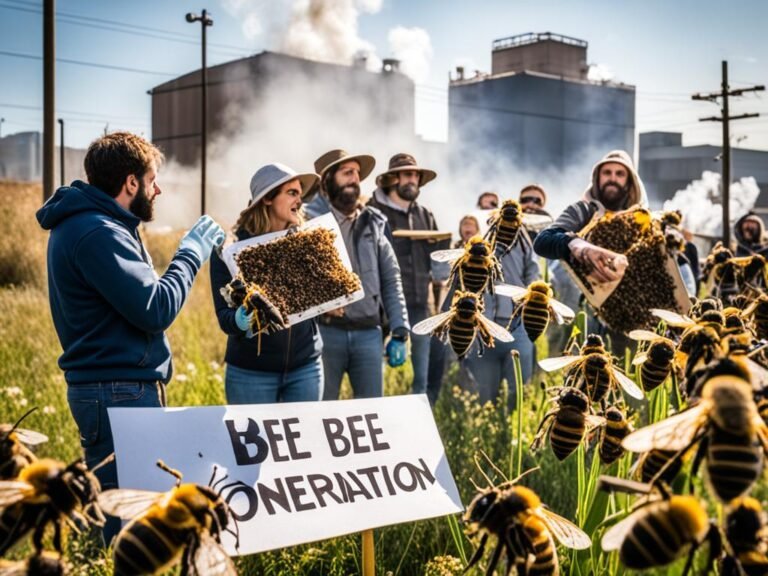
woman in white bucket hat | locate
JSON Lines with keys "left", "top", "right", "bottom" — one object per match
{"left": 210, "top": 163, "right": 326, "bottom": 404}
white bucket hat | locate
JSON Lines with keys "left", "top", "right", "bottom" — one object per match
{"left": 249, "top": 163, "right": 319, "bottom": 206}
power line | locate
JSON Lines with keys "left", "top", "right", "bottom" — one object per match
{"left": 0, "top": 48, "right": 178, "bottom": 76}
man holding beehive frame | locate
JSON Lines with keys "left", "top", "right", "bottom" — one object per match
{"left": 533, "top": 150, "right": 647, "bottom": 282}
{"left": 305, "top": 149, "right": 410, "bottom": 400}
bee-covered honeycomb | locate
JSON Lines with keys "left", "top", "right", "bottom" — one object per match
{"left": 571, "top": 207, "right": 680, "bottom": 333}
{"left": 235, "top": 228, "right": 362, "bottom": 317}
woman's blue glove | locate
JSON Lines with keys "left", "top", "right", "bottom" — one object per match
{"left": 179, "top": 215, "right": 226, "bottom": 263}
{"left": 235, "top": 305, "right": 254, "bottom": 337}
{"left": 386, "top": 335, "right": 408, "bottom": 368}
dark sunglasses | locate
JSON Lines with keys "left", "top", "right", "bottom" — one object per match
{"left": 520, "top": 196, "right": 543, "bottom": 206}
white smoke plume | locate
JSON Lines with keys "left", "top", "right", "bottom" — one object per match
{"left": 662, "top": 170, "right": 760, "bottom": 238}
{"left": 388, "top": 27, "right": 433, "bottom": 84}
{"left": 587, "top": 63, "right": 614, "bottom": 83}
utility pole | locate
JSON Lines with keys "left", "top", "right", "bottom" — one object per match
{"left": 692, "top": 61, "right": 764, "bottom": 247}
{"left": 0, "top": 118, "right": 5, "bottom": 138}
{"left": 186, "top": 9, "right": 213, "bottom": 216}
{"left": 43, "top": 0, "right": 55, "bottom": 201}
{"left": 57, "top": 118, "right": 64, "bottom": 186}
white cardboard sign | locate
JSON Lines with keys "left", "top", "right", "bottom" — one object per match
{"left": 108, "top": 395, "right": 463, "bottom": 556}
{"left": 220, "top": 212, "right": 364, "bottom": 325}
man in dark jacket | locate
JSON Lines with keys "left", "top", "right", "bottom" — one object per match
{"left": 368, "top": 153, "right": 443, "bottom": 399}
{"left": 305, "top": 149, "right": 409, "bottom": 400}
{"left": 734, "top": 212, "right": 768, "bottom": 257}
{"left": 35, "top": 132, "right": 225, "bottom": 543}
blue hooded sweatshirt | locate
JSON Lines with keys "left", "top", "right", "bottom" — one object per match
{"left": 36, "top": 180, "right": 202, "bottom": 384}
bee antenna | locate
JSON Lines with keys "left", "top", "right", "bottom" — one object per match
{"left": 9, "top": 406, "right": 39, "bottom": 436}
{"left": 472, "top": 453, "right": 495, "bottom": 488}
{"left": 91, "top": 453, "right": 115, "bottom": 473}
{"left": 469, "top": 477, "right": 483, "bottom": 492}
{"left": 157, "top": 460, "right": 183, "bottom": 486}
{"left": 509, "top": 466, "right": 541, "bottom": 485}
{"left": 478, "top": 449, "right": 509, "bottom": 484}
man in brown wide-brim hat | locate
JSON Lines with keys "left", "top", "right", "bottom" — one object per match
{"left": 304, "top": 149, "right": 410, "bottom": 401}
{"left": 368, "top": 153, "right": 447, "bottom": 405}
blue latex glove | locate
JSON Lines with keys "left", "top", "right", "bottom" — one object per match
{"left": 386, "top": 338, "right": 408, "bottom": 368}
{"left": 179, "top": 215, "right": 226, "bottom": 263}
{"left": 235, "top": 306, "right": 255, "bottom": 338}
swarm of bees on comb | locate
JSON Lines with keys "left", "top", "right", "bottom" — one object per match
{"left": 234, "top": 227, "right": 362, "bottom": 318}
{"left": 571, "top": 207, "right": 682, "bottom": 334}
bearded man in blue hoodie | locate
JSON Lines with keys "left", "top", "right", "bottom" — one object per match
{"left": 36, "top": 132, "right": 225, "bottom": 543}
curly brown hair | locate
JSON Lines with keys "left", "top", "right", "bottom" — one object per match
{"left": 83, "top": 132, "right": 164, "bottom": 198}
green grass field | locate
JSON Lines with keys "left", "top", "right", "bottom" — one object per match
{"left": 0, "top": 181, "right": 754, "bottom": 576}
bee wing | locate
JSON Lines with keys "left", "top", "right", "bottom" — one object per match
{"left": 628, "top": 329, "right": 662, "bottom": 342}
{"left": 650, "top": 309, "right": 694, "bottom": 328}
{"left": 537, "top": 508, "right": 592, "bottom": 550}
{"left": 0, "top": 561, "right": 28, "bottom": 576}
{"left": 746, "top": 358, "right": 768, "bottom": 391}
{"left": 191, "top": 531, "right": 237, "bottom": 576}
{"left": 585, "top": 415, "right": 607, "bottom": 432}
{"left": 97, "top": 489, "right": 164, "bottom": 519}
{"left": 632, "top": 352, "right": 648, "bottom": 366}
{"left": 601, "top": 510, "right": 642, "bottom": 551}
{"left": 522, "top": 213, "right": 554, "bottom": 228}
{"left": 12, "top": 428, "right": 49, "bottom": 446}
{"left": 430, "top": 248, "right": 463, "bottom": 263}
{"left": 621, "top": 404, "right": 708, "bottom": 452}
{"left": 492, "top": 283, "right": 529, "bottom": 301}
{"left": 549, "top": 299, "right": 576, "bottom": 324}
{"left": 538, "top": 355, "right": 585, "bottom": 372}
{"left": 477, "top": 316, "right": 515, "bottom": 342}
{"left": 412, "top": 311, "right": 454, "bottom": 336}
{"left": 613, "top": 368, "right": 645, "bottom": 400}
{"left": 0, "top": 481, "right": 33, "bottom": 507}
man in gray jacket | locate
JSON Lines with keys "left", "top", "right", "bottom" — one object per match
{"left": 305, "top": 149, "right": 410, "bottom": 399}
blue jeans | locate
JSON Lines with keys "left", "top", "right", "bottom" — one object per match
{"left": 225, "top": 358, "right": 324, "bottom": 404}
{"left": 67, "top": 381, "right": 165, "bottom": 545}
{"left": 408, "top": 306, "right": 431, "bottom": 395}
{"left": 319, "top": 325, "right": 383, "bottom": 399}
{"left": 463, "top": 322, "right": 534, "bottom": 408}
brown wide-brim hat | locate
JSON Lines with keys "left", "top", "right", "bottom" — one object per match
{"left": 314, "top": 149, "right": 376, "bottom": 182}
{"left": 379, "top": 152, "right": 437, "bottom": 187}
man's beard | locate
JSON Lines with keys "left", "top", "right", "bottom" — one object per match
{"left": 598, "top": 181, "right": 629, "bottom": 211}
{"left": 396, "top": 182, "right": 419, "bottom": 202}
{"left": 327, "top": 180, "right": 360, "bottom": 214}
{"left": 129, "top": 180, "right": 155, "bottom": 222}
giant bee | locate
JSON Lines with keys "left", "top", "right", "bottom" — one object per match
{"left": 720, "top": 497, "right": 768, "bottom": 576}
{"left": 412, "top": 290, "right": 513, "bottom": 360}
{"left": 495, "top": 280, "right": 575, "bottom": 343}
{"left": 598, "top": 405, "right": 633, "bottom": 465}
{"left": 0, "top": 407, "right": 48, "bottom": 480}
{"left": 532, "top": 387, "right": 605, "bottom": 461}
{"left": 98, "top": 460, "right": 238, "bottom": 576}
{"left": 0, "top": 551, "right": 66, "bottom": 576}
{"left": 484, "top": 199, "right": 528, "bottom": 255}
{"left": 430, "top": 235, "right": 503, "bottom": 294}
{"left": 631, "top": 448, "right": 686, "bottom": 485}
{"left": 599, "top": 476, "right": 721, "bottom": 574}
{"left": 222, "top": 277, "right": 288, "bottom": 355}
{"left": 0, "top": 458, "right": 104, "bottom": 554}
{"left": 538, "top": 334, "right": 644, "bottom": 404}
{"left": 464, "top": 473, "right": 591, "bottom": 575}
{"left": 622, "top": 357, "right": 768, "bottom": 503}
{"left": 628, "top": 330, "right": 678, "bottom": 392}
{"left": 743, "top": 294, "right": 768, "bottom": 341}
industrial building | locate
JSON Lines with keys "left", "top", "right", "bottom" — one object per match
{"left": 150, "top": 51, "right": 418, "bottom": 167}
{"left": 639, "top": 131, "right": 768, "bottom": 208}
{"left": 448, "top": 32, "right": 636, "bottom": 175}
{"left": 0, "top": 131, "right": 85, "bottom": 184}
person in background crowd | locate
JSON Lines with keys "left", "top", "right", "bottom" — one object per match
{"left": 368, "top": 153, "right": 442, "bottom": 399}
{"left": 210, "top": 163, "right": 324, "bottom": 404}
{"left": 36, "top": 132, "right": 225, "bottom": 544}
{"left": 455, "top": 214, "right": 481, "bottom": 248}
{"left": 734, "top": 212, "right": 768, "bottom": 258}
{"left": 477, "top": 191, "right": 500, "bottom": 210}
{"left": 305, "top": 149, "right": 410, "bottom": 400}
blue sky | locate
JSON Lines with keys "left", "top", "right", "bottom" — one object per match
{"left": 1, "top": 0, "right": 767, "bottom": 151}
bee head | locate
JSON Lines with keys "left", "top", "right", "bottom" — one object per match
{"left": 559, "top": 387, "right": 589, "bottom": 410}
{"left": 727, "top": 497, "right": 764, "bottom": 541}
{"left": 648, "top": 340, "right": 675, "bottom": 363}
{"left": 583, "top": 334, "right": 604, "bottom": 349}
{"left": 529, "top": 281, "right": 551, "bottom": 296}
{"left": 465, "top": 489, "right": 498, "bottom": 524}
{"left": 605, "top": 406, "right": 626, "bottom": 422}
{"left": 454, "top": 291, "right": 481, "bottom": 313}
{"left": 467, "top": 237, "right": 491, "bottom": 257}
{"left": 500, "top": 199, "right": 520, "bottom": 219}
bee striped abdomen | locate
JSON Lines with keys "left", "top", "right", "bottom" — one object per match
{"left": 114, "top": 516, "right": 189, "bottom": 575}
{"left": 582, "top": 356, "right": 611, "bottom": 402}
{"left": 550, "top": 408, "right": 586, "bottom": 460}
{"left": 525, "top": 519, "right": 558, "bottom": 576}
{"left": 448, "top": 314, "right": 477, "bottom": 358}
{"left": 600, "top": 422, "right": 629, "bottom": 465}
{"left": 621, "top": 509, "right": 683, "bottom": 568}
{"left": 706, "top": 428, "right": 763, "bottom": 502}
{"left": 521, "top": 297, "right": 551, "bottom": 342}
{"left": 640, "top": 449, "right": 683, "bottom": 484}
{"left": 461, "top": 260, "right": 491, "bottom": 293}
{"left": 640, "top": 362, "right": 670, "bottom": 392}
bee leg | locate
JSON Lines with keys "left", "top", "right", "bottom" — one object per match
{"left": 701, "top": 522, "right": 723, "bottom": 576}
{"left": 464, "top": 533, "right": 488, "bottom": 573}
{"left": 484, "top": 537, "right": 504, "bottom": 576}
{"left": 31, "top": 509, "right": 51, "bottom": 553}
{"left": 531, "top": 412, "right": 556, "bottom": 451}
{"left": 688, "top": 436, "right": 708, "bottom": 495}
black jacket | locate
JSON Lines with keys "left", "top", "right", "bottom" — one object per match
{"left": 209, "top": 231, "right": 322, "bottom": 373}
{"left": 367, "top": 188, "right": 439, "bottom": 309}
